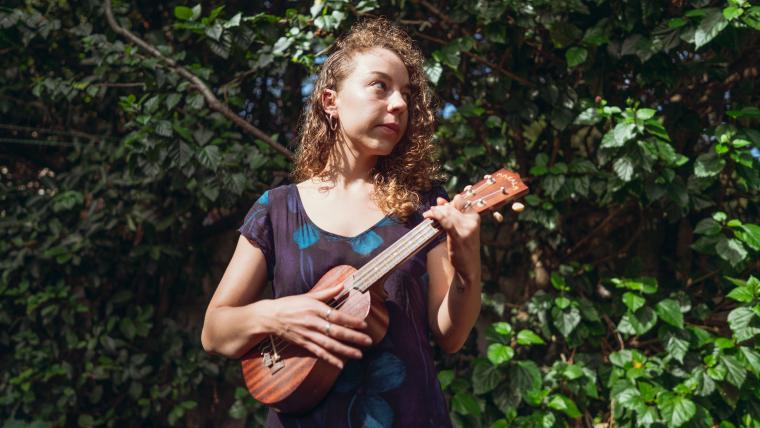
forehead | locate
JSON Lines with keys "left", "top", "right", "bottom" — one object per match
{"left": 346, "top": 47, "right": 409, "bottom": 84}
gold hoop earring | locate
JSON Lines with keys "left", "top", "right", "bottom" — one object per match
{"left": 329, "top": 115, "right": 338, "bottom": 132}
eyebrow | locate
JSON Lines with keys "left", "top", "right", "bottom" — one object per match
{"left": 368, "top": 71, "right": 411, "bottom": 91}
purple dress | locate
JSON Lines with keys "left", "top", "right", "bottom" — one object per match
{"left": 239, "top": 183, "right": 453, "bottom": 428}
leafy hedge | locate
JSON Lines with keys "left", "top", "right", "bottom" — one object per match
{"left": 1, "top": 0, "right": 758, "bottom": 426}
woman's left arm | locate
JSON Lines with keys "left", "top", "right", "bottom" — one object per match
{"left": 424, "top": 195, "right": 482, "bottom": 353}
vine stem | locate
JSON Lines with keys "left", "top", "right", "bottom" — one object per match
{"left": 103, "top": 0, "right": 294, "bottom": 160}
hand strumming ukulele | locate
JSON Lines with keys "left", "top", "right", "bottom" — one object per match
{"left": 240, "top": 168, "right": 529, "bottom": 413}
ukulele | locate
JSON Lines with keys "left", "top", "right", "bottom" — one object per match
{"left": 240, "top": 168, "right": 528, "bottom": 413}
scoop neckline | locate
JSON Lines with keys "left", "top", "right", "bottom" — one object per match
{"left": 291, "top": 184, "right": 393, "bottom": 240}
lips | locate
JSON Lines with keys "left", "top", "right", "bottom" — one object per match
{"left": 377, "top": 123, "right": 400, "bottom": 134}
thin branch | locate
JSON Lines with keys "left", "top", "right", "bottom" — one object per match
{"left": 413, "top": 32, "right": 533, "bottom": 87}
{"left": 419, "top": 1, "right": 454, "bottom": 27}
{"left": 103, "top": 0, "right": 294, "bottom": 160}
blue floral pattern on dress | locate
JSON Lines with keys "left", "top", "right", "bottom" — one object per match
{"left": 334, "top": 352, "right": 406, "bottom": 428}
{"left": 350, "top": 231, "right": 384, "bottom": 255}
{"left": 293, "top": 223, "right": 320, "bottom": 249}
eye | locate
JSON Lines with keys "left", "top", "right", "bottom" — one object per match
{"left": 371, "top": 81, "right": 387, "bottom": 91}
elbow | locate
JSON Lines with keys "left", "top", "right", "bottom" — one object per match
{"left": 434, "top": 331, "right": 468, "bottom": 354}
{"left": 439, "top": 337, "right": 466, "bottom": 354}
{"left": 200, "top": 326, "right": 217, "bottom": 355}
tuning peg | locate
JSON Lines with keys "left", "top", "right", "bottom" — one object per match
{"left": 511, "top": 202, "right": 525, "bottom": 212}
{"left": 492, "top": 211, "right": 504, "bottom": 223}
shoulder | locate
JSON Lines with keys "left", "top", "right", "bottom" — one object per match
{"left": 248, "top": 184, "right": 293, "bottom": 207}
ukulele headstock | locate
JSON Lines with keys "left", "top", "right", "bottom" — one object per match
{"left": 457, "top": 168, "right": 529, "bottom": 215}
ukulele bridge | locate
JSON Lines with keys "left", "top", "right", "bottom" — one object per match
{"left": 260, "top": 335, "right": 285, "bottom": 374}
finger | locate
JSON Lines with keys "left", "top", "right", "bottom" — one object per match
{"left": 309, "top": 283, "right": 345, "bottom": 302}
{"left": 291, "top": 334, "right": 344, "bottom": 368}
{"left": 303, "top": 328, "right": 363, "bottom": 360}
{"left": 450, "top": 194, "right": 466, "bottom": 211}
{"left": 326, "top": 323, "right": 373, "bottom": 347}
{"left": 328, "top": 308, "right": 368, "bottom": 330}
{"left": 436, "top": 196, "right": 448, "bottom": 206}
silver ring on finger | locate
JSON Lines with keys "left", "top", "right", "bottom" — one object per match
{"left": 324, "top": 321, "right": 332, "bottom": 335}
{"left": 324, "top": 308, "right": 332, "bottom": 320}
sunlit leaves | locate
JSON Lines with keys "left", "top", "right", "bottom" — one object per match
{"left": 655, "top": 299, "right": 684, "bottom": 329}
{"left": 657, "top": 393, "right": 696, "bottom": 427}
{"left": 694, "top": 8, "right": 729, "bottom": 49}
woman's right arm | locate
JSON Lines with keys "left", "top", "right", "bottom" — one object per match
{"left": 201, "top": 236, "right": 372, "bottom": 367}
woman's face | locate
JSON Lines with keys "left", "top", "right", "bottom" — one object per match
{"left": 326, "top": 47, "right": 410, "bottom": 157}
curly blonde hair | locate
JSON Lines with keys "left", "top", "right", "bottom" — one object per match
{"left": 292, "top": 18, "right": 443, "bottom": 219}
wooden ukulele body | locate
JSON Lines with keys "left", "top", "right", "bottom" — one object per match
{"left": 240, "top": 265, "right": 389, "bottom": 414}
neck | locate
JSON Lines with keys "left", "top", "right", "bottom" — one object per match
{"left": 320, "top": 137, "right": 378, "bottom": 189}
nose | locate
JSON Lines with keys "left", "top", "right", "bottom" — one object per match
{"left": 387, "top": 90, "right": 408, "bottom": 114}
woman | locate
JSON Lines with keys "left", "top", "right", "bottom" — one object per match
{"left": 201, "top": 18, "right": 482, "bottom": 427}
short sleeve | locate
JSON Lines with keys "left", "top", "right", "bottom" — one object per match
{"left": 238, "top": 190, "right": 275, "bottom": 279}
{"left": 418, "top": 183, "right": 450, "bottom": 253}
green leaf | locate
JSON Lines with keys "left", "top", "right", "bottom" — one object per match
{"left": 723, "top": 6, "right": 744, "bottom": 21}
{"left": 716, "top": 237, "right": 748, "bottom": 267}
{"left": 487, "top": 343, "right": 515, "bottom": 365}
{"left": 736, "top": 224, "right": 760, "bottom": 251}
{"left": 726, "top": 106, "right": 760, "bottom": 119}
{"left": 622, "top": 292, "right": 646, "bottom": 313}
{"left": 174, "top": 6, "right": 194, "bottom": 21}
{"left": 424, "top": 60, "right": 443, "bottom": 85}
{"left": 438, "top": 369, "right": 454, "bottom": 390}
{"left": 657, "top": 393, "right": 696, "bottom": 427}
{"left": 618, "top": 307, "right": 658, "bottom": 336}
{"left": 739, "top": 347, "right": 760, "bottom": 377}
{"left": 695, "top": 8, "right": 729, "bottom": 49}
{"left": 694, "top": 218, "right": 722, "bottom": 236}
{"left": 613, "top": 156, "right": 635, "bottom": 182}
{"left": 472, "top": 360, "right": 505, "bottom": 394}
{"left": 611, "top": 277, "right": 658, "bottom": 294}
{"left": 656, "top": 299, "right": 684, "bottom": 329}
{"left": 636, "top": 108, "right": 656, "bottom": 120}
{"left": 552, "top": 306, "right": 581, "bottom": 338}
{"left": 566, "top": 47, "right": 588, "bottom": 68}
{"left": 452, "top": 392, "right": 481, "bottom": 416}
{"left": 563, "top": 364, "right": 585, "bottom": 380}
{"left": 615, "top": 387, "right": 643, "bottom": 412}
{"left": 694, "top": 151, "right": 725, "bottom": 177}
{"left": 602, "top": 122, "right": 637, "bottom": 148}
{"left": 727, "top": 307, "right": 760, "bottom": 342}
{"left": 489, "top": 420, "right": 508, "bottom": 428}
{"left": 550, "top": 272, "right": 569, "bottom": 291}
{"left": 490, "top": 322, "right": 513, "bottom": 339}
{"left": 666, "top": 335, "right": 690, "bottom": 364}
{"left": 205, "top": 22, "right": 223, "bottom": 41}
{"left": 726, "top": 286, "right": 754, "bottom": 303}
{"left": 547, "top": 394, "right": 582, "bottom": 418}
{"left": 197, "top": 145, "right": 221, "bottom": 171}
{"left": 517, "top": 329, "right": 545, "bottom": 345}
{"left": 720, "top": 355, "right": 747, "bottom": 388}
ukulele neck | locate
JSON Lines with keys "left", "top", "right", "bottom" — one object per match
{"left": 350, "top": 219, "right": 442, "bottom": 292}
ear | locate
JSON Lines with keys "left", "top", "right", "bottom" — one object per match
{"left": 321, "top": 88, "right": 338, "bottom": 117}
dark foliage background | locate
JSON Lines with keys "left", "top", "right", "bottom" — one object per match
{"left": 1, "top": 0, "right": 759, "bottom": 426}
